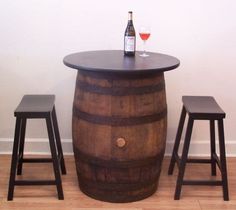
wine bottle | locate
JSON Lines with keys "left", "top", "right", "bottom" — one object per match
{"left": 124, "top": 11, "right": 136, "bottom": 56}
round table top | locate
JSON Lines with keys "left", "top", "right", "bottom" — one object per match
{"left": 63, "top": 50, "right": 180, "bottom": 74}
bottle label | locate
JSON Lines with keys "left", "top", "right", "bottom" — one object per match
{"left": 125, "top": 36, "right": 135, "bottom": 52}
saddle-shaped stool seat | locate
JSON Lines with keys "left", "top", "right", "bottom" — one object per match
{"left": 8, "top": 95, "right": 66, "bottom": 200}
{"left": 168, "top": 96, "right": 229, "bottom": 200}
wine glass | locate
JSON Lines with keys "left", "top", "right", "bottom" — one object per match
{"left": 139, "top": 26, "right": 151, "bottom": 57}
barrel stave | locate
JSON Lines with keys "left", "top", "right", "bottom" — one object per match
{"left": 72, "top": 71, "right": 167, "bottom": 202}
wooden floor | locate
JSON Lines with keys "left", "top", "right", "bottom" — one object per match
{"left": 0, "top": 155, "right": 236, "bottom": 210}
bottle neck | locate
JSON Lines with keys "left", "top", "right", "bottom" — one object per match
{"left": 128, "top": 12, "right": 133, "bottom": 21}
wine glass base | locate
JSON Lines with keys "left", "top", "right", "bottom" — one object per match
{"left": 139, "top": 53, "right": 149, "bottom": 57}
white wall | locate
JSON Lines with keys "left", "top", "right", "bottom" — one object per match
{"left": 1, "top": 0, "right": 236, "bottom": 155}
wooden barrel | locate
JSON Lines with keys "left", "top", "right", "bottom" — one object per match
{"left": 72, "top": 70, "right": 167, "bottom": 203}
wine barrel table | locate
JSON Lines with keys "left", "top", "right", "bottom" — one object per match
{"left": 63, "top": 50, "right": 180, "bottom": 203}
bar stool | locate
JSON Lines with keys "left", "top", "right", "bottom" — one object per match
{"left": 168, "top": 96, "right": 229, "bottom": 200}
{"left": 8, "top": 95, "right": 66, "bottom": 200}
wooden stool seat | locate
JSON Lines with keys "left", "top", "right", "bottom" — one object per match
{"left": 182, "top": 96, "right": 225, "bottom": 119}
{"left": 168, "top": 96, "right": 229, "bottom": 201}
{"left": 8, "top": 95, "right": 66, "bottom": 200}
{"left": 15, "top": 95, "right": 56, "bottom": 116}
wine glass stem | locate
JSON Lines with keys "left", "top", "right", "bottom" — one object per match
{"left": 143, "top": 40, "right": 146, "bottom": 54}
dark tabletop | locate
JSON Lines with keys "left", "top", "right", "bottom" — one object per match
{"left": 63, "top": 50, "right": 180, "bottom": 74}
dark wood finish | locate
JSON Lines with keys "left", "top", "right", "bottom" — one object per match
{"left": 17, "top": 118, "right": 26, "bottom": 175}
{"left": 174, "top": 117, "right": 194, "bottom": 200}
{"left": 15, "top": 95, "right": 55, "bottom": 117}
{"left": 218, "top": 119, "right": 229, "bottom": 200}
{"left": 210, "top": 120, "right": 217, "bottom": 175}
{"left": 168, "top": 106, "right": 186, "bottom": 175}
{"left": 63, "top": 50, "right": 180, "bottom": 74}
{"left": 182, "top": 96, "right": 225, "bottom": 120}
{"left": 52, "top": 107, "right": 67, "bottom": 174}
{"left": 168, "top": 95, "right": 229, "bottom": 201}
{"left": 64, "top": 50, "right": 180, "bottom": 202}
{"left": 8, "top": 95, "right": 66, "bottom": 201}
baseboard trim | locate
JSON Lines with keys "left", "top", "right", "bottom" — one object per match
{"left": 1, "top": 138, "right": 236, "bottom": 157}
{"left": 0, "top": 138, "right": 73, "bottom": 155}
{"left": 165, "top": 140, "right": 236, "bottom": 157}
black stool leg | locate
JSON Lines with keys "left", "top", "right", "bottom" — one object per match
{"left": 218, "top": 119, "right": 229, "bottom": 201}
{"left": 210, "top": 120, "right": 217, "bottom": 176}
{"left": 174, "top": 117, "right": 194, "bottom": 200}
{"left": 46, "top": 115, "right": 64, "bottom": 200}
{"left": 168, "top": 106, "right": 187, "bottom": 175}
{"left": 17, "top": 118, "right": 27, "bottom": 175}
{"left": 8, "top": 117, "right": 22, "bottom": 201}
{"left": 52, "top": 106, "right": 66, "bottom": 175}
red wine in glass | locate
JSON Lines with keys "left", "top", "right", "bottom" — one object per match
{"left": 139, "top": 27, "right": 151, "bottom": 57}
{"left": 139, "top": 33, "right": 151, "bottom": 41}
